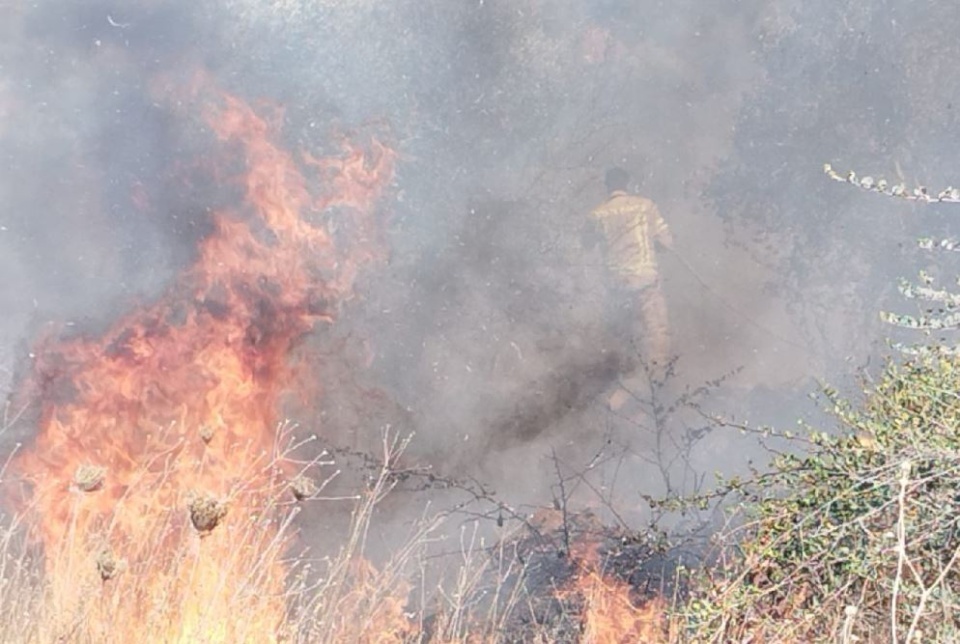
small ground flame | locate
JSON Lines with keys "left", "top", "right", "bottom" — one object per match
{"left": 544, "top": 512, "right": 671, "bottom": 644}
{"left": 9, "top": 79, "right": 395, "bottom": 642}
{"left": 575, "top": 571, "right": 668, "bottom": 644}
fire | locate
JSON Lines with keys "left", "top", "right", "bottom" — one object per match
{"left": 565, "top": 533, "right": 669, "bottom": 643}
{"left": 9, "top": 79, "right": 395, "bottom": 641}
{"left": 576, "top": 572, "right": 668, "bottom": 643}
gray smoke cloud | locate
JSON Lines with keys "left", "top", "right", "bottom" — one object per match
{"left": 1, "top": 0, "right": 956, "bottom": 528}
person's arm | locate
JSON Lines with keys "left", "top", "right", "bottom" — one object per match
{"left": 650, "top": 202, "right": 673, "bottom": 250}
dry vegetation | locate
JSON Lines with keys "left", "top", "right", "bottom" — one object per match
{"left": 667, "top": 171, "right": 960, "bottom": 642}
{"left": 6, "top": 352, "right": 960, "bottom": 642}
{"left": 6, "top": 282, "right": 960, "bottom": 642}
{"left": 0, "top": 428, "right": 421, "bottom": 643}
{"left": 0, "top": 421, "right": 673, "bottom": 642}
{"left": 670, "top": 355, "right": 960, "bottom": 642}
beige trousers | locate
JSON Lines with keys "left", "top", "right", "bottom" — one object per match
{"left": 606, "top": 272, "right": 672, "bottom": 411}
{"left": 614, "top": 272, "right": 671, "bottom": 370}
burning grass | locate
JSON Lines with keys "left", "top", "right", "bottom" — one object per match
{"left": 2, "top": 76, "right": 396, "bottom": 642}
{"left": 6, "top": 426, "right": 313, "bottom": 642}
{"left": 0, "top": 425, "right": 346, "bottom": 642}
{"left": 0, "top": 425, "right": 675, "bottom": 643}
{"left": 497, "top": 509, "right": 676, "bottom": 643}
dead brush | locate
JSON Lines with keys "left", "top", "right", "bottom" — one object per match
{"left": 198, "top": 425, "right": 216, "bottom": 444}
{"left": 72, "top": 465, "right": 106, "bottom": 492}
{"left": 188, "top": 493, "right": 228, "bottom": 535}
{"left": 289, "top": 474, "right": 318, "bottom": 501}
{"left": 95, "top": 547, "right": 123, "bottom": 582}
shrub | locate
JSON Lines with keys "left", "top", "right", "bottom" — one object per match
{"left": 677, "top": 352, "right": 960, "bottom": 642}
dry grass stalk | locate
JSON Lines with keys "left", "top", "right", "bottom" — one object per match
{"left": 72, "top": 465, "right": 106, "bottom": 492}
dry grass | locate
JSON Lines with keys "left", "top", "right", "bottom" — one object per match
{"left": 0, "top": 415, "right": 681, "bottom": 643}
{"left": 0, "top": 422, "right": 551, "bottom": 643}
{"left": 8, "top": 358, "right": 956, "bottom": 642}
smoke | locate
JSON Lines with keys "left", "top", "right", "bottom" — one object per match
{"left": 2, "top": 0, "right": 958, "bottom": 536}
{"left": 0, "top": 3, "right": 217, "bottom": 336}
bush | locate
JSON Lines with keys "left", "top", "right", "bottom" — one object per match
{"left": 677, "top": 354, "right": 960, "bottom": 643}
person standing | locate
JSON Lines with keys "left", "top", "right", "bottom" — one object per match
{"left": 586, "top": 166, "right": 673, "bottom": 378}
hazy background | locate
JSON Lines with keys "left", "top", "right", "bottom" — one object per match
{"left": 1, "top": 1, "right": 957, "bottom": 532}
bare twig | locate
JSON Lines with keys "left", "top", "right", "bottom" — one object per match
{"left": 550, "top": 448, "right": 572, "bottom": 558}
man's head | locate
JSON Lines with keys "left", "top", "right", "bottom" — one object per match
{"left": 604, "top": 166, "right": 631, "bottom": 193}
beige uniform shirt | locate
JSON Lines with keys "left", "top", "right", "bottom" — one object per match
{"left": 590, "top": 191, "right": 670, "bottom": 280}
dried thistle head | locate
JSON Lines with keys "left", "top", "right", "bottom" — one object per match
{"left": 189, "top": 494, "right": 228, "bottom": 535}
{"left": 96, "top": 547, "right": 122, "bottom": 581}
{"left": 290, "top": 474, "right": 319, "bottom": 501}
{"left": 199, "top": 425, "right": 216, "bottom": 444}
{"left": 73, "top": 464, "right": 106, "bottom": 492}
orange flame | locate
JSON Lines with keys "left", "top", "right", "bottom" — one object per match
{"left": 565, "top": 538, "right": 669, "bottom": 643}
{"left": 9, "top": 80, "right": 395, "bottom": 641}
{"left": 575, "top": 572, "right": 668, "bottom": 644}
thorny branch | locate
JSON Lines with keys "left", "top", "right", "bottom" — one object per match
{"left": 825, "top": 162, "right": 960, "bottom": 356}
{"left": 824, "top": 163, "right": 960, "bottom": 203}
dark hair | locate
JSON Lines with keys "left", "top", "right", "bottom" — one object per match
{"left": 604, "top": 167, "right": 630, "bottom": 192}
